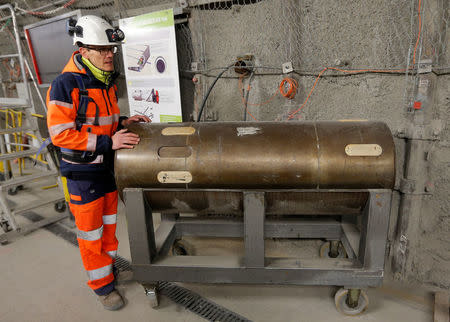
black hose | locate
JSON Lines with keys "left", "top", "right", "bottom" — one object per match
{"left": 197, "top": 63, "right": 235, "bottom": 122}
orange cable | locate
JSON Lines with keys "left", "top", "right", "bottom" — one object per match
{"left": 238, "top": 74, "right": 258, "bottom": 121}
{"left": 239, "top": 75, "right": 299, "bottom": 107}
{"left": 286, "top": 66, "right": 412, "bottom": 120}
{"left": 287, "top": 68, "right": 328, "bottom": 120}
{"left": 244, "top": 106, "right": 258, "bottom": 121}
{"left": 238, "top": 75, "right": 298, "bottom": 120}
{"left": 239, "top": 0, "right": 423, "bottom": 121}
{"left": 287, "top": 0, "right": 422, "bottom": 121}
{"left": 238, "top": 74, "right": 279, "bottom": 107}
{"left": 279, "top": 77, "right": 298, "bottom": 99}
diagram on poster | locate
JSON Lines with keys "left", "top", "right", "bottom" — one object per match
{"left": 120, "top": 9, "right": 182, "bottom": 123}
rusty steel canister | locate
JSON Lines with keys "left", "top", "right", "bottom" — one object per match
{"left": 115, "top": 121, "right": 395, "bottom": 215}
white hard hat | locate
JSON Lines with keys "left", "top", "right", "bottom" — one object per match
{"left": 67, "top": 15, "right": 125, "bottom": 46}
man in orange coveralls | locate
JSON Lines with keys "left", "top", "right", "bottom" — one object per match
{"left": 47, "top": 15, "right": 150, "bottom": 310}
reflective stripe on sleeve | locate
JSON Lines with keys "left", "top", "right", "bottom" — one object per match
{"left": 107, "top": 250, "right": 117, "bottom": 259}
{"left": 84, "top": 114, "right": 120, "bottom": 126}
{"left": 49, "top": 122, "right": 76, "bottom": 137}
{"left": 113, "top": 114, "right": 120, "bottom": 123}
{"left": 103, "top": 214, "right": 117, "bottom": 225}
{"left": 48, "top": 100, "right": 73, "bottom": 109}
{"left": 86, "top": 133, "right": 97, "bottom": 151}
{"left": 87, "top": 264, "right": 112, "bottom": 281}
{"left": 77, "top": 226, "right": 103, "bottom": 241}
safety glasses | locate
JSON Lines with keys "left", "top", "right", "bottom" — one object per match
{"left": 84, "top": 45, "right": 118, "bottom": 55}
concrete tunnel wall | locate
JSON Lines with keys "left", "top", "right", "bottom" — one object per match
{"left": 0, "top": 0, "right": 448, "bottom": 290}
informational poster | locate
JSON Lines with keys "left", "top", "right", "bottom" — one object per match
{"left": 120, "top": 9, "right": 182, "bottom": 123}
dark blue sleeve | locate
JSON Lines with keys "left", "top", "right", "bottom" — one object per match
{"left": 49, "top": 73, "right": 77, "bottom": 104}
{"left": 96, "top": 135, "right": 112, "bottom": 154}
{"left": 117, "top": 116, "right": 128, "bottom": 131}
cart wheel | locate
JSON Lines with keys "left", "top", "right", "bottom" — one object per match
{"left": 334, "top": 288, "right": 369, "bottom": 316}
{"left": 0, "top": 220, "right": 12, "bottom": 233}
{"left": 172, "top": 239, "right": 194, "bottom": 256}
{"left": 8, "top": 187, "right": 17, "bottom": 195}
{"left": 8, "top": 185, "right": 24, "bottom": 196}
{"left": 143, "top": 284, "right": 159, "bottom": 308}
{"left": 319, "top": 241, "right": 347, "bottom": 258}
{"left": 54, "top": 201, "right": 66, "bottom": 213}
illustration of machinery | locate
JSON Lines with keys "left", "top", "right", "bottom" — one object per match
{"left": 127, "top": 45, "right": 167, "bottom": 74}
{"left": 147, "top": 89, "right": 159, "bottom": 104}
{"left": 155, "top": 56, "right": 166, "bottom": 73}
{"left": 132, "top": 89, "right": 144, "bottom": 101}
{"left": 132, "top": 89, "right": 159, "bottom": 104}
{"left": 128, "top": 45, "right": 151, "bottom": 72}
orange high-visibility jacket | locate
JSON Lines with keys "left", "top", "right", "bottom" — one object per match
{"left": 47, "top": 51, "right": 124, "bottom": 177}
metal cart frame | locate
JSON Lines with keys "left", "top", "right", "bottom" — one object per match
{"left": 124, "top": 188, "right": 391, "bottom": 290}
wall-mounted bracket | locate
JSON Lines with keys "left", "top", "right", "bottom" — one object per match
{"left": 418, "top": 59, "right": 432, "bottom": 74}
{"left": 282, "top": 62, "right": 294, "bottom": 74}
{"left": 191, "top": 62, "right": 204, "bottom": 72}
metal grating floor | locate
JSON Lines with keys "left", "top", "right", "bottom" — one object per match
{"left": 21, "top": 212, "right": 251, "bottom": 322}
{"left": 158, "top": 281, "right": 251, "bottom": 322}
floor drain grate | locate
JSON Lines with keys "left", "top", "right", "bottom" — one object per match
{"left": 21, "top": 212, "right": 252, "bottom": 322}
{"left": 158, "top": 281, "right": 252, "bottom": 322}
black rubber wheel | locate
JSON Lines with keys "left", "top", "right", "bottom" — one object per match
{"left": 7, "top": 185, "right": 23, "bottom": 196}
{"left": 172, "top": 241, "right": 188, "bottom": 256}
{"left": 7, "top": 187, "right": 18, "bottom": 195}
{"left": 172, "top": 240, "right": 195, "bottom": 256}
{"left": 0, "top": 220, "right": 12, "bottom": 233}
{"left": 54, "top": 201, "right": 66, "bottom": 213}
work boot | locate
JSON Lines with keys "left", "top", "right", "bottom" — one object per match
{"left": 114, "top": 269, "right": 134, "bottom": 285}
{"left": 98, "top": 289, "right": 125, "bottom": 311}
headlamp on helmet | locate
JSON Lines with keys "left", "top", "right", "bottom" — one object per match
{"left": 106, "top": 28, "right": 125, "bottom": 43}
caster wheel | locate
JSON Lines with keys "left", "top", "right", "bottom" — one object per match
{"left": 319, "top": 241, "right": 347, "bottom": 258}
{"left": 54, "top": 201, "right": 66, "bottom": 213}
{"left": 8, "top": 185, "right": 24, "bottom": 195}
{"left": 335, "top": 288, "right": 369, "bottom": 316}
{"left": 172, "top": 240, "right": 194, "bottom": 256}
{"left": 143, "top": 284, "right": 159, "bottom": 308}
{"left": 8, "top": 187, "right": 18, "bottom": 195}
{"left": 0, "top": 220, "right": 12, "bottom": 233}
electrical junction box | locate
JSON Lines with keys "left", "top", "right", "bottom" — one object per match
{"left": 234, "top": 55, "right": 254, "bottom": 74}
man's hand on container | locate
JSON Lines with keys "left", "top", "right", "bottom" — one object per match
{"left": 114, "top": 115, "right": 150, "bottom": 150}
{"left": 112, "top": 129, "right": 140, "bottom": 150}
{"left": 121, "top": 114, "right": 151, "bottom": 127}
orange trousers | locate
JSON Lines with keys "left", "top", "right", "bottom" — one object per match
{"left": 67, "top": 176, "right": 118, "bottom": 295}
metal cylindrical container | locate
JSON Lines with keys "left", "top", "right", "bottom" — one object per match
{"left": 116, "top": 121, "right": 395, "bottom": 189}
{"left": 115, "top": 121, "right": 394, "bottom": 214}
